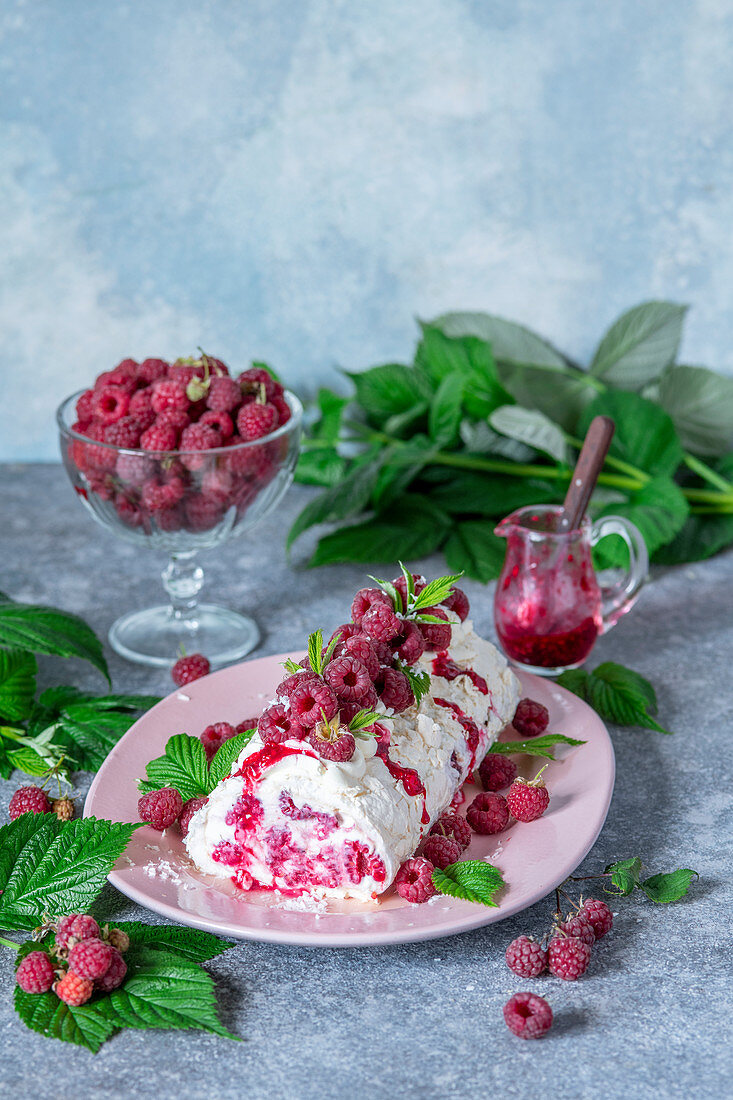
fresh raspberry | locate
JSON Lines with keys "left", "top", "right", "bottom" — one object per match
{"left": 391, "top": 572, "right": 425, "bottom": 611}
{"left": 95, "top": 365, "right": 137, "bottom": 392}
{"left": 370, "top": 639, "right": 394, "bottom": 664}
{"left": 200, "top": 721, "right": 236, "bottom": 761}
{"left": 76, "top": 389, "right": 96, "bottom": 423}
{"left": 116, "top": 452, "right": 156, "bottom": 486}
{"left": 199, "top": 409, "right": 234, "bottom": 439}
{"left": 154, "top": 505, "right": 183, "bottom": 532}
{"left": 238, "top": 366, "right": 277, "bottom": 398}
{"left": 324, "top": 656, "right": 373, "bottom": 703}
{"left": 94, "top": 949, "right": 127, "bottom": 992}
{"left": 106, "top": 928, "right": 130, "bottom": 953}
{"left": 140, "top": 422, "right": 178, "bottom": 452}
{"left": 55, "top": 970, "right": 94, "bottom": 1007}
{"left": 272, "top": 394, "right": 291, "bottom": 425}
{"left": 237, "top": 402, "right": 278, "bottom": 440}
{"left": 93, "top": 385, "right": 131, "bottom": 425}
{"left": 141, "top": 475, "right": 185, "bottom": 512}
{"left": 104, "top": 416, "right": 142, "bottom": 448}
{"left": 178, "top": 797, "right": 207, "bottom": 837}
{"left": 580, "top": 897, "right": 614, "bottom": 940}
{"left": 55, "top": 914, "right": 100, "bottom": 949}
{"left": 138, "top": 787, "right": 183, "bottom": 830}
{"left": 362, "top": 603, "right": 403, "bottom": 643}
{"left": 506, "top": 774, "right": 550, "bottom": 822}
{"left": 171, "top": 652, "right": 210, "bottom": 685}
{"left": 257, "top": 704, "right": 306, "bottom": 743}
{"left": 477, "top": 754, "right": 517, "bottom": 792}
{"left": 180, "top": 422, "right": 222, "bottom": 452}
{"left": 114, "top": 495, "right": 144, "bottom": 529}
{"left": 276, "top": 670, "right": 319, "bottom": 699}
{"left": 394, "top": 857, "right": 436, "bottom": 903}
{"left": 185, "top": 494, "right": 224, "bottom": 532}
{"left": 421, "top": 833, "right": 461, "bottom": 869}
{"left": 351, "top": 587, "right": 391, "bottom": 624}
{"left": 512, "top": 698, "right": 550, "bottom": 738}
{"left": 51, "top": 796, "right": 74, "bottom": 822}
{"left": 129, "top": 386, "right": 154, "bottom": 418}
{"left": 377, "top": 668, "right": 415, "bottom": 712}
{"left": 138, "top": 358, "right": 169, "bottom": 384}
{"left": 548, "top": 934, "right": 592, "bottom": 980}
{"left": 503, "top": 992, "right": 553, "bottom": 1039}
{"left": 308, "top": 729, "right": 355, "bottom": 762}
{"left": 156, "top": 408, "right": 190, "bottom": 436}
{"left": 335, "top": 634, "right": 380, "bottom": 680}
{"left": 200, "top": 463, "right": 235, "bottom": 504}
{"left": 236, "top": 717, "right": 259, "bottom": 733}
{"left": 8, "top": 786, "right": 51, "bottom": 819}
{"left": 329, "top": 622, "right": 361, "bottom": 647}
{"left": 151, "top": 377, "right": 189, "bottom": 414}
{"left": 168, "top": 358, "right": 207, "bottom": 386}
{"left": 289, "top": 679, "right": 338, "bottom": 728}
{"left": 206, "top": 375, "right": 241, "bottom": 412}
{"left": 443, "top": 587, "right": 470, "bottom": 622}
{"left": 418, "top": 608, "right": 452, "bottom": 651}
{"left": 68, "top": 938, "right": 114, "bottom": 980}
{"left": 16, "top": 951, "right": 55, "bottom": 994}
{"left": 558, "top": 912, "right": 595, "bottom": 946}
{"left": 391, "top": 619, "right": 426, "bottom": 665}
{"left": 429, "top": 813, "right": 472, "bottom": 851}
{"left": 505, "top": 936, "right": 548, "bottom": 978}
{"left": 466, "top": 792, "right": 509, "bottom": 834}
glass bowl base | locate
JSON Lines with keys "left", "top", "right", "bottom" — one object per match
{"left": 108, "top": 604, "right": 260, "bottom": 669}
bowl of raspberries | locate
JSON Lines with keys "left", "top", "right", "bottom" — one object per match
{"left": 57, "top": 353, "right": 302, "bottom": 667}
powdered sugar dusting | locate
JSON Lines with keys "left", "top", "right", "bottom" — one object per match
{"left": 274, "top": 894, "right": 328, "bottom": 913}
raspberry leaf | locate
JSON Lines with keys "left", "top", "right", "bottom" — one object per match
{"left": 396, "top": 663, "right": 430, "bottom": 706}
{"left": 604, "top": 856, "right": 643, "bottom": 896}
{"left": 140, "top": 734, "right": 210, "bottom": 801}
{"left": 308, "top": 630, "right": 325, "bottom": 677}
{"left": 639, "top": 868, "right": 698, "bottom": 903}
{"left": 557, "top": 662, "right": 671, "bottom": 734}
{"left": 432, "top": 860, "right": 505, "bottom": 907}
{"left": 0, "top": 813, "right": 59, "bottom": 900}
{"left": 348, "top": 709, "right": 390, "bottom": 735}
{"left": 0, "top": 594, "right": 110, "bottom": 684}
{"left": 321, "top": 630, "right": 343, "bottom": 668}
{"left": 368, "top": 574, "right": 403, "bottom": 613}
{"left": 13, "top": 984, "right": 117, "bottom": 1053}
{"left": 282, "top": 658, "right": 302, "bottom": 674}
{"left": 0, "top": 649, "right": 37, "bottom": 721}
{"left": 588, "top": 300, "right": 687, "bottom": 389}
{"left": 112, "top": 922, "right": 232, "bottom": 962}
{"left": 0, "top": 817, "right": 139, "bottom": 932}
{"left": 489, "top": 732, "right": 585, "bottom": 761}
{"left": 208, "top": 730, "right": 255, "bottom": 787}
{"left": 409, "top": 572, "right": 463, "bottom": 614}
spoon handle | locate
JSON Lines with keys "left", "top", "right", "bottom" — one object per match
{"left": 560, "top": 416, "right": 616, "bottom": 531}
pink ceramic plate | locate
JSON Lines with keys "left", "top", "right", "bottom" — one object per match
{"left": 84, "top": 655, "right": 615, "bottom": 947}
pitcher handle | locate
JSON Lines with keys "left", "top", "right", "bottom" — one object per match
{"left": 590, "top": 515, "right": 648, "bottom": 634}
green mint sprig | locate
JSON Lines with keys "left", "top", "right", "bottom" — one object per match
{"left": 488, "top": 732, "right": 586, "bottom": 761}
{"left": 370, "top": 565, "right": 462, "bottom": 623}
{"left": 432, "top": 860, "right": 505, "bottom": 906}
{"left": 347, "top": 709, "right": 391, "bottom": 737}
{"left": 556, "top": 662, "right": 671, "bottom": 734}
{"left": 396, "top": 663, "right": 430, "bottom": 706}
{"left": 138, "top": 729, "right": 256, "bottom": 799}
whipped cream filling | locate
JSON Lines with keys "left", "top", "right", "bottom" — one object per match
{"left": 184, "top": 619, "right": 520, "bottom": 901}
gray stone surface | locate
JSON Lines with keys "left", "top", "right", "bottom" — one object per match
{"left": 0, "top": 464, "right": 731, "bottom": 1100}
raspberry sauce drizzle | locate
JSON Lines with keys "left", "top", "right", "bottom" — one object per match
{"left": 434, "top": 697, "right": 482, "bottom": 772}
{"left": 432, "top": 651, "right": 488, "bottom": 695}
{"left": 375, "top": 742, "right": 430, "bottom": 825}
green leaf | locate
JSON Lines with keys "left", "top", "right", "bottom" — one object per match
{"left": 431, "top": 311, "right": 568, "bottom": 369}
{"left": 347, "top": 363, "right": 433, "bottom": 421}
{"left": 309, "top": 495, "right": 451, "bottom": 567}
{"left": 590, "top": 301, "right": 688, "bottom": 388}
{"left": 141, "top": 734, "right": 210, "bottom": 801}
{"left": 395, "top": 663, "right": 431, "bottom": 706}
{"left": 579, "top": 391, "right": 683, "bottom": 478}
{"left": 113, "top": 922, "right": 232, "bottom": 962}
{"left": 56, "top": 703, "right": 143, "bottom": 772}
{"left": 489, "top": 405, "right": 569, "bottom": 463}
{"left": 496, "top": 361, "right": 597, "bottom": 432}
{"left": 444, "top": 521, "right": 506, "bottom": 583}
{"left": 557, "top": 662, "right": 670, "bottom": 734}
{"left": 102, "top": 945, "right": 236, "bottom": 1040}
{"left": 348, "top": 709, "right": 388, "bottom": 733}
{"left": 428, "top": 375, "right": 464, "bottom": 448}
{"left": 308, "top": 630, "right": 324, "bottom": 677}
{"left": 372, "top": 436, "right": 435, "bottom": 509}
{"left": 652, "top": 513, "right": 733, "bottom": 565}
{"left": 208, "top": 730, "right": 255, "bottom": 787}
{"left": 657, "top": 364, "right": 733, "bottom": 457}
{"left": 639, "top": 868, "right": 698, "bottom": 903}
{"left": 310, "top": 388, "right": 350, "bottom": 444}
{"left": 0, "top": 596, "right": 109, "bottom": 683}
{"left": 7, "top": 746, "right": 52, "bottom": 777}
{"left": 0, "top": 649, "right": 37, "bottom": 721}
{"left": 605, "top": 856, "right": 642, "bottom": 896}
{"left": 14, "top": 984, "right": 117, "bottom": 1053}
{"left": 432, "top": 860, "right": 505, "bottom": 906}
{"left": 295, "top": 447, "right": 347, "bottom": 487}
{"left": 0, "top": 813, "right": 60, "bottom": 899}
{"left": 410, "top": 573, "right": 463, "bottom": 613}
{"left": 489, "top": 732, "right": 586, "bottom": 760}
{"left": 416, "top": 327, "right": 512, "bottom": 413}
{"left": 428, "top": 472, "right": 558, "bottom": 517}
{"left": 287, "top": 448, "right": 383, "bottom": 549}
{"left": 459, "top": 418, "right": 536, "bottom": 462}
{"left": 594, "top": 476, "right": 689, "bottom": 564}
{"left": 0, "top": 817, "right": 139, "bottom": 932}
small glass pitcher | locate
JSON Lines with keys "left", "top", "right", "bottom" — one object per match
{"left": 493, "top": 505, "right": 648, "bottom": 675}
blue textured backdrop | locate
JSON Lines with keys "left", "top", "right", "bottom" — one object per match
{"left": 2, "top": 0, "right": 733, "bottom": 460}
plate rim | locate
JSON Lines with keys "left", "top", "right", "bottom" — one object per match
{"left": 85, "top": 660, "right": 615, "bottom": 947}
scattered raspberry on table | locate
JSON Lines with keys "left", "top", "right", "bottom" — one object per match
{"left": 503, "top": 992, "right": 553, "bottom": 1039}
{"left": 171, "top": 652, "right": 211, "bottom": 686}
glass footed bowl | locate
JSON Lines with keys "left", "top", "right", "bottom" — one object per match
{"left": 57, "top": 389, "right": 303, "bottom": 668}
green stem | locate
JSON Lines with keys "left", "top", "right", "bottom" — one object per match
{"left": 0, "top": 935, "right": 19, "bottom": 952}
{"left": 683, "top": 454, "right": 733, "bottom": 493}
{"left": 684, "top": 487, "right": 733, "bottom": 505}
{"left": 566, "top": 435, "right": 651, "bottom": 484}
{"left": 691, "top": 504, "right": 733, "bottom": 515}
{"left": 0, "top": 726, "right": 29, "bottom": 744}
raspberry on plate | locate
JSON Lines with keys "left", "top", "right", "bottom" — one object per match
{"left": 200, "top": 721, "right": 236, "bottom": 761}
{"left": 8, "top": 786, "right": 51, "bottom": 819}
{"left": 324, "top": 655, "right": 373, "bottom": 704}
{"left": 336, "top": 634, "right": 380, "bottom": 680}
{"left": 418, "top": 608, "right": 452, "bottom": 651}
{"left": 580, "top": 897, "right": 614, "bottom": 939}
{"left": 503, "top": 992, "right": 553, "bottom": 1039}
{"left": 505, "top": 935, "right": 548, "bottom": 978}
{"left": 506, "top": 773, "right": 550, "bottom": 822}
{"left": 377, "top": 668, "right": 415, "bottom": 712}
{"left": 421, "top": 833, "right": 461, "bottom": 869}
{"left": 308, "top": 730, "right": 355, "bottom": 762}
{"left": 258, "top": 704, "right": 306, "bottom": 743}
{"left": 361, "top": 602, "right": 403, "bottom": 643}
{"left": 391, "top": 619, "right": 426, "bottom": 665}
{"left": 443, "top": 587, "right": 470, "bottom": 622}
{"left": 548, "top": 934, "right": 592, "bottom": 979}
{"left": 429, "top": 813, "right": 472, "bottom": 851}
{"left": 477, "top": 754, "right": 517, "bottom": 792}
{"left": 179, "top": 797, "right": 207, "bottom": 837}
{"left": 289, "top": 678, "right": 338, "bottom": 728}
{"left": 512, "top": 698, "right": 550, "bottom": 738}
{"left": 171, "top": 652, "right": 210, "bottom": 686}
{"left": 350, "top": 587, "right": 391, "bottom": 625}
{"left": 466, "top": 791, "right": 509, "bottom": 834}
{"left": 15, "top": 951, "right": 55, "bottom": 994}
{"left": 138, "top": 787, "right": 183, "bottom": 831}
{"left": 394, "top": 857, "right": 436, "bottom": 903}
